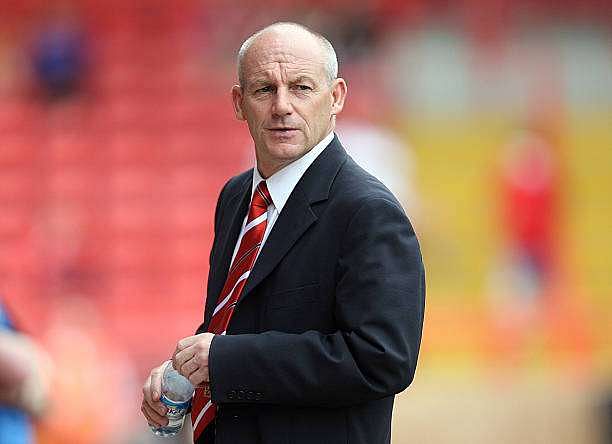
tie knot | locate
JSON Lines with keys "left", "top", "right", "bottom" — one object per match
{"left": 252, "top": 181, "right": 272, "bottom": 210}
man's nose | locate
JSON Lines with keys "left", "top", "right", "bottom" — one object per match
{"left": 271, "top": 88, "right": 292, "bottom": 116}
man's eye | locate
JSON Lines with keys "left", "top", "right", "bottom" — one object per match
{"left": 294, "top": 85, "right": 312, "bottom": 91}
{"left": 255, "top": 86, "right": 273, "bottom": 93}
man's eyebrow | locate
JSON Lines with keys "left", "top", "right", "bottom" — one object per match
{"left": 248, "top": 78, "right": 272, "bottom": 88}
{"left": 291, "top": 75, "right": 316, "bottom": 84}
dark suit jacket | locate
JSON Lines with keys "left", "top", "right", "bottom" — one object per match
{"left": 195, "top": 136, "right": 425, "bottom": 444}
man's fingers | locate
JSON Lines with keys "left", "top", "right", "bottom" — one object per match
{"left": 140, "top": 361, "right": 173, "bottom": 429}
{"left": 149, "top": 363, "right": 165, "bottom": 402}
{"left": 174, "top": 335, "right": 201, "bottom": 352}
{"left": 178, "top": 356, "right": 199, "bottom": 378}
{"left": 188, "top": 365, "right": 210, "bottom": 387}
{"left": 141, "top": 403, "right": 159, "bottom": 427}
{"left": 142, "top": 402, "right": 168, "bottom": 428}
{"left": 172, "top": 333, "right": 214, "bottom": 377}
{"left": 151, "top": 398, "right": 167, "bottom": 417}
{"left": 142, "top": 383, "right": 167, "bottom": 417}
{"left": 172, "top": 346, "right": 195, "bottom": 374}
{"left": 142, "top": 378, "right": 154, "bottom": 407}
{"left": 142, "top": 362, "right": 168, "bottom": 417}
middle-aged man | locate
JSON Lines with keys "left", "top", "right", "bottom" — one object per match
{"left": 141, "top": 22, "right": 425, "bottom": 444}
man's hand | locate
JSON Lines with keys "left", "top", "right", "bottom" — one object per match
{"left": 172, "top": 333, "right": 214, "bottom": 387}
{"left": 141, "top": 361, "right": 169, "bottom": 429}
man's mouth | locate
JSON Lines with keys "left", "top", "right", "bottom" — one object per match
{"left": 267, "top": 128, "right": 298, "bottom": 132}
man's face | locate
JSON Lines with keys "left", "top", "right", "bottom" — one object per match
{"left": 232, "top": 30, "right": 346, "bottom": 177}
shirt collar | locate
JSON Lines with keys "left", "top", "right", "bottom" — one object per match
{"left": 252, "top": 131, "right": 334, "bottom": 213}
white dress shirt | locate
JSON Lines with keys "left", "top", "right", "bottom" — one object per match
{"left": 229, "top": 131, "right": 334, "bottom": 266}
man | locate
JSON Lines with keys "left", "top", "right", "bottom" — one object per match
{"left": 0, "top": 298, "right": 49, "bottom": 444}
{"left": 141, "top": 22, "right": 425, "bottom": 444}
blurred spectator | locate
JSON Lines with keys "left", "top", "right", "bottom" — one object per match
{"left": 486, "top": 126, "right": 565, "bottom": 368}
{"left": 36, "top": 295, "right": 139, "bottom": 444}
{"left": 30, "top": 7, "right": 87, "bottom": 100}
{"left": 0, "top": 297, "right": 51, "bottom": 444}
{"left": 497, "top": 128, "right": 559, "bottom": 300}
{"left": 604, "top": 389, "right": 612, "bottom": 444}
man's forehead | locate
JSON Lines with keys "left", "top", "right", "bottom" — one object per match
{"left": 248, "top": 37, "right": 320, "bottom": 62}
{"left": 245, "top": 30, "right": 324, "bottom": 64}
{"left": 243, "top": 46, "right": 326, "bottom": 83}
{"left": 252, "top": 27, "right": 321, "bottom": 53}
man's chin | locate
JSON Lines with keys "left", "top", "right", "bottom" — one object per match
{"left": 264, "top": 138, "right": 306, "bottom": 155}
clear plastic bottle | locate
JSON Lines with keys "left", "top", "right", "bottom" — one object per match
{"left": 150, "top": 361, "right": 194, "bottom": 437}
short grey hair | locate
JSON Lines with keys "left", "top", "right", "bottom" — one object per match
{"left": 237, "top": 22, "right": 338, "bottom": 86}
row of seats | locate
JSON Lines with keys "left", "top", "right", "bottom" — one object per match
{"left": 0, "top": 19, "right": 248, "bottom": 359}
{"left": 0, "top": 101, "right": 240, "bottom": 132}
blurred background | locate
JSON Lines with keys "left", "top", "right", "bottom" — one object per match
{"left": 1, "top": 0, "right": 611, "bottom": 443}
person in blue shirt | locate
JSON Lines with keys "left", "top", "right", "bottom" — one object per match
{"left": 0, "top": 300, "right": 49, "bottom": 444}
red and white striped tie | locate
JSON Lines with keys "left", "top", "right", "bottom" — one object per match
{"left": 191, "top": 180, "right": 272, "bottom": 442}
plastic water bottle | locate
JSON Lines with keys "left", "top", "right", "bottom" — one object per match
{"left": 150, "top": 361, "right": 194, "bottom": 437}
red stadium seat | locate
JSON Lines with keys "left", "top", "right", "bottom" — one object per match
{"left": 0, "top": 103, "right": 38, "bottom": 134}
{"left": 46, "top": 132, "right": 95, "bottom": 166}
{"left": 0, "top": 204, "right": 33, "bottom": 241}
{"left": 45, "top": 167, "right": 101, "bottom": 203}
{"left": 0, "top": 134, "right": 39, "bottom": 168}
{"left": 0, "top": 169, "right": 38, "bottom": 204}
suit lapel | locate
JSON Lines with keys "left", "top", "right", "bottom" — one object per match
{"left": 237, "top": 136, "right": 348, "bottom": 305}
{"left": 239, "top": 187, "right": 316, "bottom": 302}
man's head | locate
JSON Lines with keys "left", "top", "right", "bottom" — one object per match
{"left": 232, "top": 22, "right": 347, "bottom": 178}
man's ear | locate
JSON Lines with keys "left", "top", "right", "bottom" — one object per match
{"left": 231, "top": 85, "right": 245, "bottom": 121}
{"left": 330, "top": 78, "right": 347, "bottom": 116}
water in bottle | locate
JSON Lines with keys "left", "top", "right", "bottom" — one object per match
{"left": 150, "top": 361, "right": 194, "bottom": 437}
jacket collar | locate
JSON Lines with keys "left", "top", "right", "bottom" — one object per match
{"left": 238, "top": 135, "right": 347, "bottom": 302}
{"left": 205, "top": 135, "right": 348, "bottom": 323}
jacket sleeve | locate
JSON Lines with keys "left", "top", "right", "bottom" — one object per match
{"left": 208, "top": 197, "right": 425, "bottom": 407}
